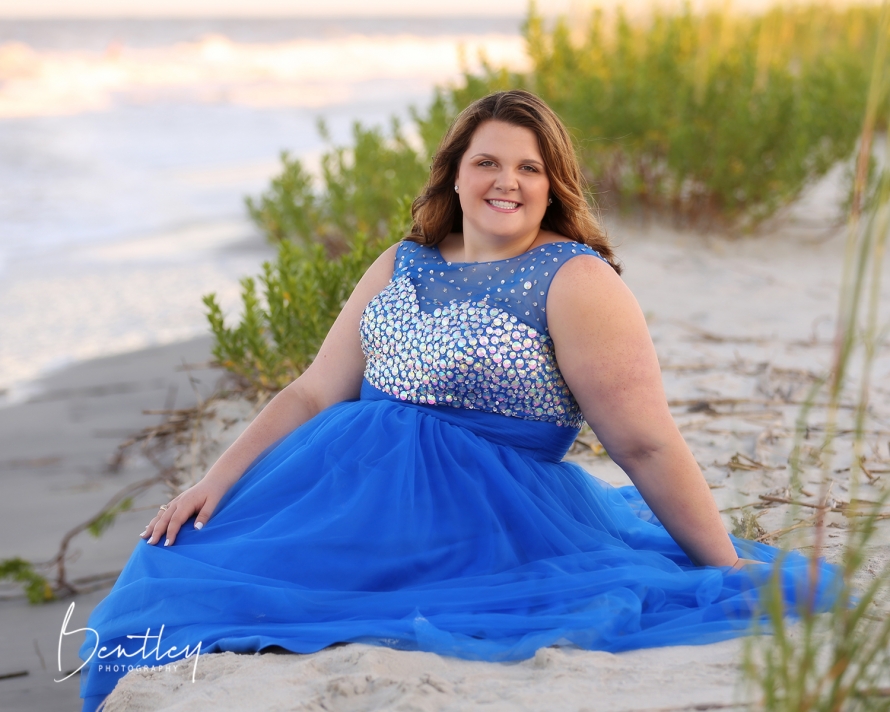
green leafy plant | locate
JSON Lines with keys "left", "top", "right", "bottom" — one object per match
{"left": 87, "top": 497, "right": 134, "bottom": 538}
{"left": 0, "top": 557, "right": 54, "bottom": 604}
{"left": 245, "top": 119, "right": 427, "bottom": 247}
{"left": 420, "top": 2, "right": 884, "bottom": 229}
{"left": 205, "top": 200, "right": 411, "bottom": 391}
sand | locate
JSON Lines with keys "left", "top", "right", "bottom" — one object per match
{"left": 1, "top": 207, "right": 889, "bottom": 711}
{"left": 99, "top": 640, "right": 749, "bottom": 712}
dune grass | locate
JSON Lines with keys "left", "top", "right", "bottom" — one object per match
{"left": 740, "top": 4, "right": 890, "bottom": 707}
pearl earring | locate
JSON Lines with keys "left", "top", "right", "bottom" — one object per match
{"left": 454, "top": 185, "right": 459, "bottom": 192}
{"left": 548, "top": 197, "right": 553, "bottom": 205}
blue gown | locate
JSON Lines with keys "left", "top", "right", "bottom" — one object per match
{"left": 78, "top": 240, "right": 841, "bottom": 711}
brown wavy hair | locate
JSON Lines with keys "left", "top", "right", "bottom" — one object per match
{"left": 406, "top": 90, "right": 620, "bottom": 274}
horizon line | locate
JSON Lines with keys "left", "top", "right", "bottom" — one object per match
{"left": 0, "top": 13, "right": 530, "bottom": 20}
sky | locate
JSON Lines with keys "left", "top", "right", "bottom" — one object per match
{"left": 0, "top": 0, "right": 857, "bottom": 19}
{"left": 0, "top": 0, "right": 538, "bottom": 18}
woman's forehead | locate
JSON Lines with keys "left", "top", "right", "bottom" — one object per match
{"left": 465, "top": 120, "right": 543, "bottom": 158}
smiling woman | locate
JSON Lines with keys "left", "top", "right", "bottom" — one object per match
{"left": 453, "top": 121, "right": 552, "bottom": 258}
{"left": 78, "top": 90, "right": 842, "bottom": 712}
{"left": 407, "top": 90, "right": 620, "bottom": 270}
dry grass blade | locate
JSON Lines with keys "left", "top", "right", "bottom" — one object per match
{"left": 725, "top": 453, "right": 776, "bottom": 471}
{"left": 742, "top": 3, "right": 890, "bottom": 708}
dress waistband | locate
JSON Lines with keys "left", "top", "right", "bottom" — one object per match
{"left": 360, "top": 379, "right": 578, "bottom": 463}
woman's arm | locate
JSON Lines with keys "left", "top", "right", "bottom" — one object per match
{"left": 197, "top": 241, "right": 400, "bottom": 490}
{"left": 546, "top": 254, "right": 739, "bottom": 568}
{"left": 141, "top": 242, "right": 401, "bottom": 546}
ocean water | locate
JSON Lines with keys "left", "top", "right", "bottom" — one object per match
{"left": 0, "top": 17, "right": 526, "bottom": 401}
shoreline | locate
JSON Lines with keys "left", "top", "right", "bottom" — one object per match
{"left": 0, "top": 218, "right": 276, "bottom": 406}
{"left": 0, "top": 335, "right": 226, "bottom": 711}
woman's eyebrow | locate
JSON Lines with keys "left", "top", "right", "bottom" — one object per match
{"left": 470, "top": 153, "right": 545, "bottom": 167}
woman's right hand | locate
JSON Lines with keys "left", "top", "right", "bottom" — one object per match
{"left": 135, "top": 244, "right": 400, "bottom": 550}
{"left": 139, "top": 478, "right": 230, "bottom": 547}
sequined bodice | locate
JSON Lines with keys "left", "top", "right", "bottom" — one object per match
{"left": 359, "top": 240, "right": 607, "bottom": 428}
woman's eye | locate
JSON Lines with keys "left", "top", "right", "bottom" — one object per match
{"left": 478, "top": 160, "right": 495, "bottom": 167}
{"left": 521, "top": 165, "right": 538, "bottom": 172}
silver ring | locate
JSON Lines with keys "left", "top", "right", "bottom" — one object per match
{"left": 159, "top": 504, "right": 169, "bottom": 511}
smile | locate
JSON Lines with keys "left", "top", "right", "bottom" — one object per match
{"left": 486, "top": 199, "right": 521, "bottom": 210}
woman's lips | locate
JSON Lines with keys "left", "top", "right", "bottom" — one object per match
{"left": 485, "top": 199, "right": 522, "bottom": 212}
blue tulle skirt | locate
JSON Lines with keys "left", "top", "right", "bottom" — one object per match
{"left": 78, "top": 380, "right": 842, "bottom": 711}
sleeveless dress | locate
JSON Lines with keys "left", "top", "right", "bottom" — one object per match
{"left": 78, "top": 240, "right": 842, "bottom": 712}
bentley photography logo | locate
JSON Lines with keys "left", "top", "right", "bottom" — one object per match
{"left": 56, "top": 603, "right": 203, "bottom": 683}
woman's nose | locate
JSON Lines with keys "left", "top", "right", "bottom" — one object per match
{"left": 494, "top": 170, "right": 519, "bottom": 192}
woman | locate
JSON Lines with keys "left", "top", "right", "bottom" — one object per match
{"left": 79, "top": 90, "right": 840, "bottom": 711}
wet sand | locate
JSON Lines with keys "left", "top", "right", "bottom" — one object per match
{"left": 0, "top": 337, "right": 225, "bottom": 711}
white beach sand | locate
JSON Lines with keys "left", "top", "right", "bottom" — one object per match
{"left": 1, "top": 199, "right": 888, "bottom": 710}
{"left": 100, "top": 639, "right": 750, "bottom": 712}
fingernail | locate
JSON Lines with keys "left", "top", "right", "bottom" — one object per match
{"left": 194, "top": 522, "right": 203, "bottom": 530}
{"left": 140, "top": 529, "right": 147, "bottom": 536}
{"left": 164, "top": 538, "right": 171, "bottom": 547}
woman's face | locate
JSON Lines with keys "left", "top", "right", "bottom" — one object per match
{"left": 455, "top": 120, "right": 551, "bottom": 244}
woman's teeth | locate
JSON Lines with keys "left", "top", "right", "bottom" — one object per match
{"left": 488, "top": 200, "right": 520, "bottom": 209}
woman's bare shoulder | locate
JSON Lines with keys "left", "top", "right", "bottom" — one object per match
{"left": 546, "top": 248, "right": 635, "bottom": 331}
{"left": 349, "top": 242, "right": 402, "bottom": 297}
{"left": 372, "top": 241, "right": 402, "bottom": 273}
{"left": 551, "top": 246, "right": 623, "bottom": 289}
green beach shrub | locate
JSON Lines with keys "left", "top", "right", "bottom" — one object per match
{"left": 245, "top": 119, "right": 427, "bottom": 247}
{"left": 423, "top": 2, "right": 884, "bottom": 227}
{"left": 204, "top": 200, "right": 411, "bottom": 391}
{"left": 246, "top": 2, "right": 885, "bottom": 254}
{"left": 0, "top": 557, "right": 54, "bottom": 604}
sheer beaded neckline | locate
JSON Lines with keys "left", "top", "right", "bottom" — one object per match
{"left": 397, "top": 239, "right": 605, "bottom": 335}
{"left": 358, "top": 239, "right": 606, "bottom": 428}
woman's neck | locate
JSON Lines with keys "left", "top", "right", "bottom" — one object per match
{"left": 439, "top": 228, "right": 552, "bottom": 264}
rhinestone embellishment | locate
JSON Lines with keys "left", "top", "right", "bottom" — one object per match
{"left": 360, "top": 275, "right": 583, "bottom": 428}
